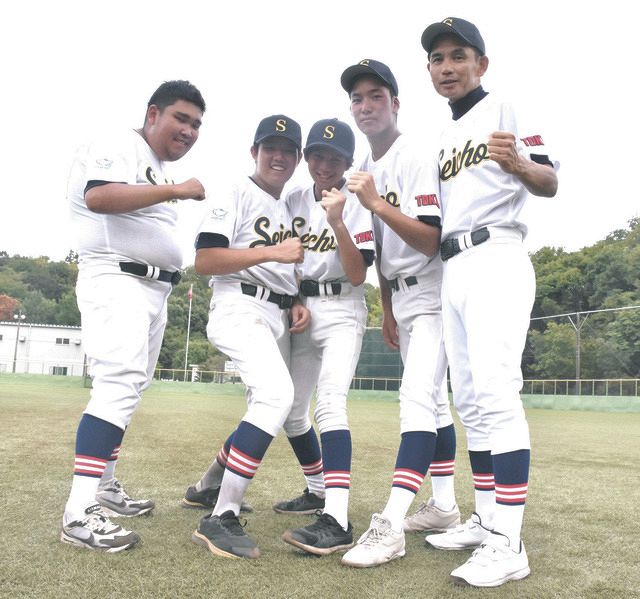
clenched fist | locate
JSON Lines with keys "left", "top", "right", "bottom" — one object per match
{"left": 174, "top": 177, "right": 206, "bottom": 201}
{"left": 272, "top": 236, "right": 304, "bottom": 264}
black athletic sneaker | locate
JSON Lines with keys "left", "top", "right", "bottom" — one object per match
{"left": 282, "top": 512, "right": 354, "bottom": 555}
{"left": 182, "top": 485, "right": 253, "bottom": 513}
{"left": 273, "top": 488, "right": 325, "bottom": 514}
{"left": 192, "top": 511, "right": 260, "bottom": 559}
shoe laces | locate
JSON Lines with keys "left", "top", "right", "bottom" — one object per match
{"left": 82, "top": 510, "right": 114, "bottom": 534}
{"left": 414, "top": 501, "right": 433, "bottom": 516}
{"left": 307, "top": 512, "right": 337, "bottom": 532}
{"left": 111, "top": 479, "right": 132, "bottom": 500}
{"left": 359, "top": 525, "right": 388, "bottom": 546}
{"left": 220, "top": 512, "right": 247, "bottom": 536}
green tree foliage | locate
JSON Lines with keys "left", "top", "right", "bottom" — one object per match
{"left": 1, "top": 217, "right": 638, "bottom": 378}
{"left": 528, "top": 217, "right": 640, "bottom": 379}
{"left": 364, "top": 283, "right": 382, "bottom": 326}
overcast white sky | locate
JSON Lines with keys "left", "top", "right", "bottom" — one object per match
{"left": 1, "top": 0, "right": 637, "bottom": 274}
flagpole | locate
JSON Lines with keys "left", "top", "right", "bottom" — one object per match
{"left": 184, "top": 284, "right": 193, "bottom": 381}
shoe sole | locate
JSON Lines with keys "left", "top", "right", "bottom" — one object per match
{"left": 281, "top": 531, "right": 354, "bottom": 556}
{"left": 273, "top": 507, "right": 321, "bottom": 515}
{"left": 183, "top": 498, "right": 254, "bottom": 513}
{"left": 426, "top": 541, "right": 484, "bottom": 551}
{"left": 98, "top": 505, "right": 154, "bottom": 518}
{"left": 181, "top": 498, "right": 212, "bottom": 509}
{"left": 341, "top": 550, "right": 406, "bottom": 568}
{"left": 451, "top": 566, "right": 531, "bottom": 587}
{"left": 426, "top": 535, "right": 487, "bottom": 551}
{"left": 60, "top": 531, "right": 138, "bottom": 553}
{"left": 405, "top": 524, "right": 460, "bottom": 533}
{"left": 404, "top": 516, "right": 462, "bottom": 533}
{"left": 191, "top": 530, "right": 260, "bottom": 559}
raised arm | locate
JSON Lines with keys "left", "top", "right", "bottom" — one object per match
{"left": 488, "top": 131, "right": 558, "bottom": 197}
{"left": 321, "top": 187, "right": 368, "bottom": 286}
{"left": 85, "top": 178, "right": 206, "bottom": 214}
{"left": 347, "top": 171, "right": 440, "bottom": 257}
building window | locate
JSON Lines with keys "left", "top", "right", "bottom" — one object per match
{"left": 51, "top": 366, "right": 68, "bottom": 376}
{"left": 55, "top": 338, "right": 70, "bottom": 345}
{"left": 0, "top": 334, "right": 3, "bottom": 341}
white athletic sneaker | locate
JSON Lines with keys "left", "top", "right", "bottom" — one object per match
{"left": 96, "top": 478, "right": 155, "bottom": 517}
{"left": 341, "top": 513, "right": 405, "bottom": 568}
{"left": 60, "top": 504, "right": 140, "bottom": 552}
{"left": 403, "top": 498, "right": 461, "bottom": 533}
{"left": 450, "top": 532, "right": 530, "bottom": 587}
{"left": 426, "top": 512, "right": 491, "bottom": 550}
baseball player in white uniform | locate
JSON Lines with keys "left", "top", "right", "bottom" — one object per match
{"left": 275, "top": 118, "right": 375, "bottom": 555}
{"left": 338, "top": 60, "right": 460, "bottom": 568}
{"left": 62, "top": 80, "right": 206, "bottom": 552}
{"left": 421, "top": 18, "right": 559, "bottom": 587}
{"left": 191, "top": 115, "right": 310, "bottom": 560}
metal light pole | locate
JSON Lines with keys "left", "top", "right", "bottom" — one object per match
{"left": 183, "top": 284, "right": 193, "bottom": 382}
{"left": 567, "top": 311, "right": 588, "bottom": 395}
{"left": 12, "top": 310, "right": 26, "bottom": 373}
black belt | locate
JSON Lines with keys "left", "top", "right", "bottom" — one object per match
{"left": 389, "top": 275, "right": 418, "bottom": 292}
{"left": 240, "top": 283, "right": 295, "bottom": 309}
{"left": 440, "top": 227, "right": 490, "bottom": 261}
{"left": 119, "top": 262, "right": 182, "bottom": 285}
{"left": 300, "top": 280, "right": 342, "bottom": 297}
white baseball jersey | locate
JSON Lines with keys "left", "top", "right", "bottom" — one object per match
{"left": 68, "top": 128, "right": 181, "bottom": 271}
{"left": 287, "top": 182, "right": 375, "bottom": 282}
{"left": 360, "top": 134, "right": 442, "bottom": 281}
{"left": 197, "top": 177, "right": 298, "bottom": 296}
{"left": 437, "top": 95, "right": 556, "bottom": 241}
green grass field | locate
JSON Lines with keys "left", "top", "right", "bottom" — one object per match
{"left": 1, "top": 375, "right": 639, "bottom": 599}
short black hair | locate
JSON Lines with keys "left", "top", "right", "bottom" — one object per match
{"left": 147, "top": 80, "right": 206, "bottom": 113}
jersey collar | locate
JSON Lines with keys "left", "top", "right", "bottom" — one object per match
{"left": 449, "top": 86, "right": 489, "bottom": 121}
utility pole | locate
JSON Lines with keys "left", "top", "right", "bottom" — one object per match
{"left": 12, "top": 310, "right": 26, "bottom": 373}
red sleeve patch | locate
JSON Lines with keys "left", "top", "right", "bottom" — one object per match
{"left": 520, "top": 135, "right": 544, "bottom": 147}
{"left": 415, "top": 194, "right": 440, "bottom": 208}
{"left": 354, "top": 230, "right": 374, "bottom": 244}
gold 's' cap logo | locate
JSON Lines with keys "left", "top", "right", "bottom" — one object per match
{"left": 253, "top": 114, "right": 302, "bottom": 150}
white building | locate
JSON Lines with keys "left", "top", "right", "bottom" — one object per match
{"left": 0, "top": 321, "right": 85, "bottom": 376}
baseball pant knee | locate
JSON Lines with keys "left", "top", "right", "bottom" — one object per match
{"left": 314, "top": 393, "right": 348, "bottom": 433}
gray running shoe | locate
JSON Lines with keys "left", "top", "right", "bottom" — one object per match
{"left": 404, "top": 497, "right": 461, "bottom": 533}
{"left": 60, "top": 504, "right": 140, "bottom": 552}
{"left": 273, "top": 488, "right": 325, "bottom": 514}
{"left": 192, "top": 511, "right": 260, "bottom": 559}
{"left": 96, "top": 478, "right": 154, "bottom": 517}
{"left": 282, "top": 512, "right": 354, "bottom": 555}
{"left": 181, "top": 485, "right": 253, "bottom": 513}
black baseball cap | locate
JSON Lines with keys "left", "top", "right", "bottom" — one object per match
{"left": 340, "top": 59, "right": 399, "bottom": 97}
{"left": 304, "top": 118, "right": 355, "bottom": 164}
{"left": 253, "top": 114, "right": 302, "bottom": 150}
{"left": 421, "top": 17, "right": 485, "bottom": 56}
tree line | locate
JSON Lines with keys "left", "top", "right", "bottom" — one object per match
{"left": 1, "top": 217, "right": 638, "bottom": 379}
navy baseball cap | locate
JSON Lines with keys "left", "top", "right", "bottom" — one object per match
{"left": 340, "top": 59, "right": 399, "bottom": 97}
{"left": 421, "top": 17, "right": 485, "bottom": 56}
{"left": 253, "top": 114, "right": 302, "bottom": 150}
{"left": 304, "top": 118, "right": 355, "bottom": 164}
